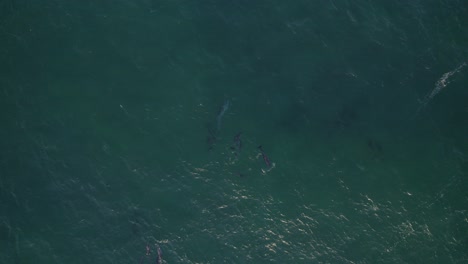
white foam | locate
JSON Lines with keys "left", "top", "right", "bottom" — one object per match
{"left": 415, "top": 62, "right": 466, "bottom": 116}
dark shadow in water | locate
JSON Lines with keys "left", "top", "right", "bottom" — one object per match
{"left": 205, "top": 122, "right": 217, "bottom": 151}
{"left": 366, "top": 138, "right": 384, "bottom": 161}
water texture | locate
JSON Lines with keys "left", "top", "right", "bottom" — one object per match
{"left": 1, "top": 0, "right": 467, "bottom": 263}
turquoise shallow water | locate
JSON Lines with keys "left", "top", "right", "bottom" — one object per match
{"left": 1, "top": 1, "right": 467, "bottom": 263}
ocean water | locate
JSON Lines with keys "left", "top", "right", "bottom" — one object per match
{"left": 1, "top": 0, "right": 467, "bottom": 263}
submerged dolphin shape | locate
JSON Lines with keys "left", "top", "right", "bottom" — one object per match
{"left": 231, "top": 132, "right": 242, "bottom": 153}
{"left": 258, "top": 145, "right": 271, "bottom": 168}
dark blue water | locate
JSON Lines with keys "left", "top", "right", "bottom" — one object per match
{"left": 1, "top": 0, "right": 467, "bottom": 263}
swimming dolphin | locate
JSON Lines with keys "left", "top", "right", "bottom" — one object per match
{"left": 258, "top": 145, "right": 271, "bottom": 168}
{"left": 156, "top": 244, "right": 162, "bottom": 264}
{"left": 230, "top": 132, "right": 242, "bottom": 155}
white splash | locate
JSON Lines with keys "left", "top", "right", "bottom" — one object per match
{"left": 415, "top": 62, "right": 466, "bottom": 116}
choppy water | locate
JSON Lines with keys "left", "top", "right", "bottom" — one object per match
{"left": 1, "top": 0, "right": 467, "bottom": 263}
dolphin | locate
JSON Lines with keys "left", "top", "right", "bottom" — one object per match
{"left": 230, "top": 132, "right": 242, "bottom": 155}
{"left": 258, "top": 145, "right": 271, "bottom": 168}
{"left": 156, "top": 244, "right": 162, "bottom": 264}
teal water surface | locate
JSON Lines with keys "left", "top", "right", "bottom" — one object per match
{"left": 1, "top": 0, "right": 467, "bottom": 263}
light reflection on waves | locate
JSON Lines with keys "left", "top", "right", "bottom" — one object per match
{"left": 176, "top": 162, "right": 353, "bottom": 262}
{"left": 164, "top": 161, "right": 467, "bottom": 263}
{"left": 167, "top": 162, "right": 323, "bottom": 262}
{"left": 22, "top": 156, "right": 466, "bottom": 264}
{"left": 151, "top": 163, "right": 465, "bottom": 264}
{"left": 332, "top": 191, "right": 466, "bottom": 263}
